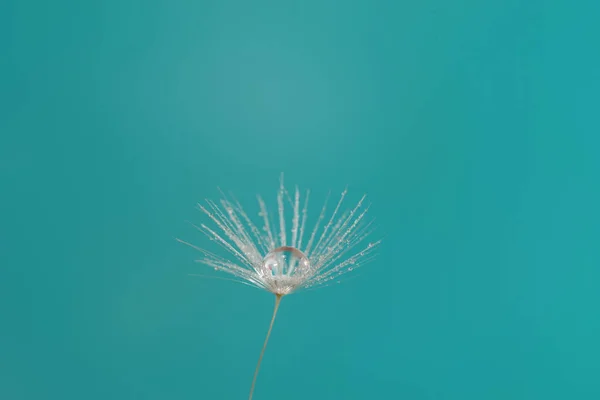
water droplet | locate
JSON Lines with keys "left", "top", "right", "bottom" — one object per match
{"left": 260, "top": 246, "right": 311, "bottom": 277}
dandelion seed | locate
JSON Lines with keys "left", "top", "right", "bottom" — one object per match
{"left": 178, "top": 175, "right": 380, "bottom": 399}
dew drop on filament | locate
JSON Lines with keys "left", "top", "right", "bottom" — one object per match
{"left": 261, "top": 246, "right": 311, "bottom": 277}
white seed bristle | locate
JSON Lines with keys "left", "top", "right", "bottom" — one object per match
{"left": 180, "top": 176, "right": 379, "bottom": 295}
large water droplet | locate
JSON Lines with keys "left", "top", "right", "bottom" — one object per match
{"left": 261, "top": 246, "right": 311, "bottom": 277}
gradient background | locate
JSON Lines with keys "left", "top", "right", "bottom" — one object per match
{"left": 2, "top": 1, "right": 599, "bottom": 399}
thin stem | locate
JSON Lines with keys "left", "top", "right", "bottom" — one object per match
{"left": 248, "top": 294, "right": 282, "bottom": 400}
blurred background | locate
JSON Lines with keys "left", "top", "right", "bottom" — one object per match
{"left": 1, "top": 0, "right": 599, "bottom": 399}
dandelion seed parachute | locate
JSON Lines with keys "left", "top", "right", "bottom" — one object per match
{"left": 179, "top": 175, "right": 379, "bottom": 399}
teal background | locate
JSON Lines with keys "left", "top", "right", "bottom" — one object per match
{"left": 2, "top": 1, "right": 599, "bottom": 399}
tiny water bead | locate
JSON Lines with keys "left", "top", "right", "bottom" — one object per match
{"left": 259, "top": 246, "right": 312, "bottom": 295}
{"left": 261, "top": 246, "right": 311, "bottom": 277}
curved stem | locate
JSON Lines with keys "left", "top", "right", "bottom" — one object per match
{"left": 248, "top": 294, "right": 282, "bottom": 400}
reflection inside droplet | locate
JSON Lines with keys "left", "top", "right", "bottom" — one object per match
{"left": 261, "top": 246, "right": 310, "bottom": 277}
